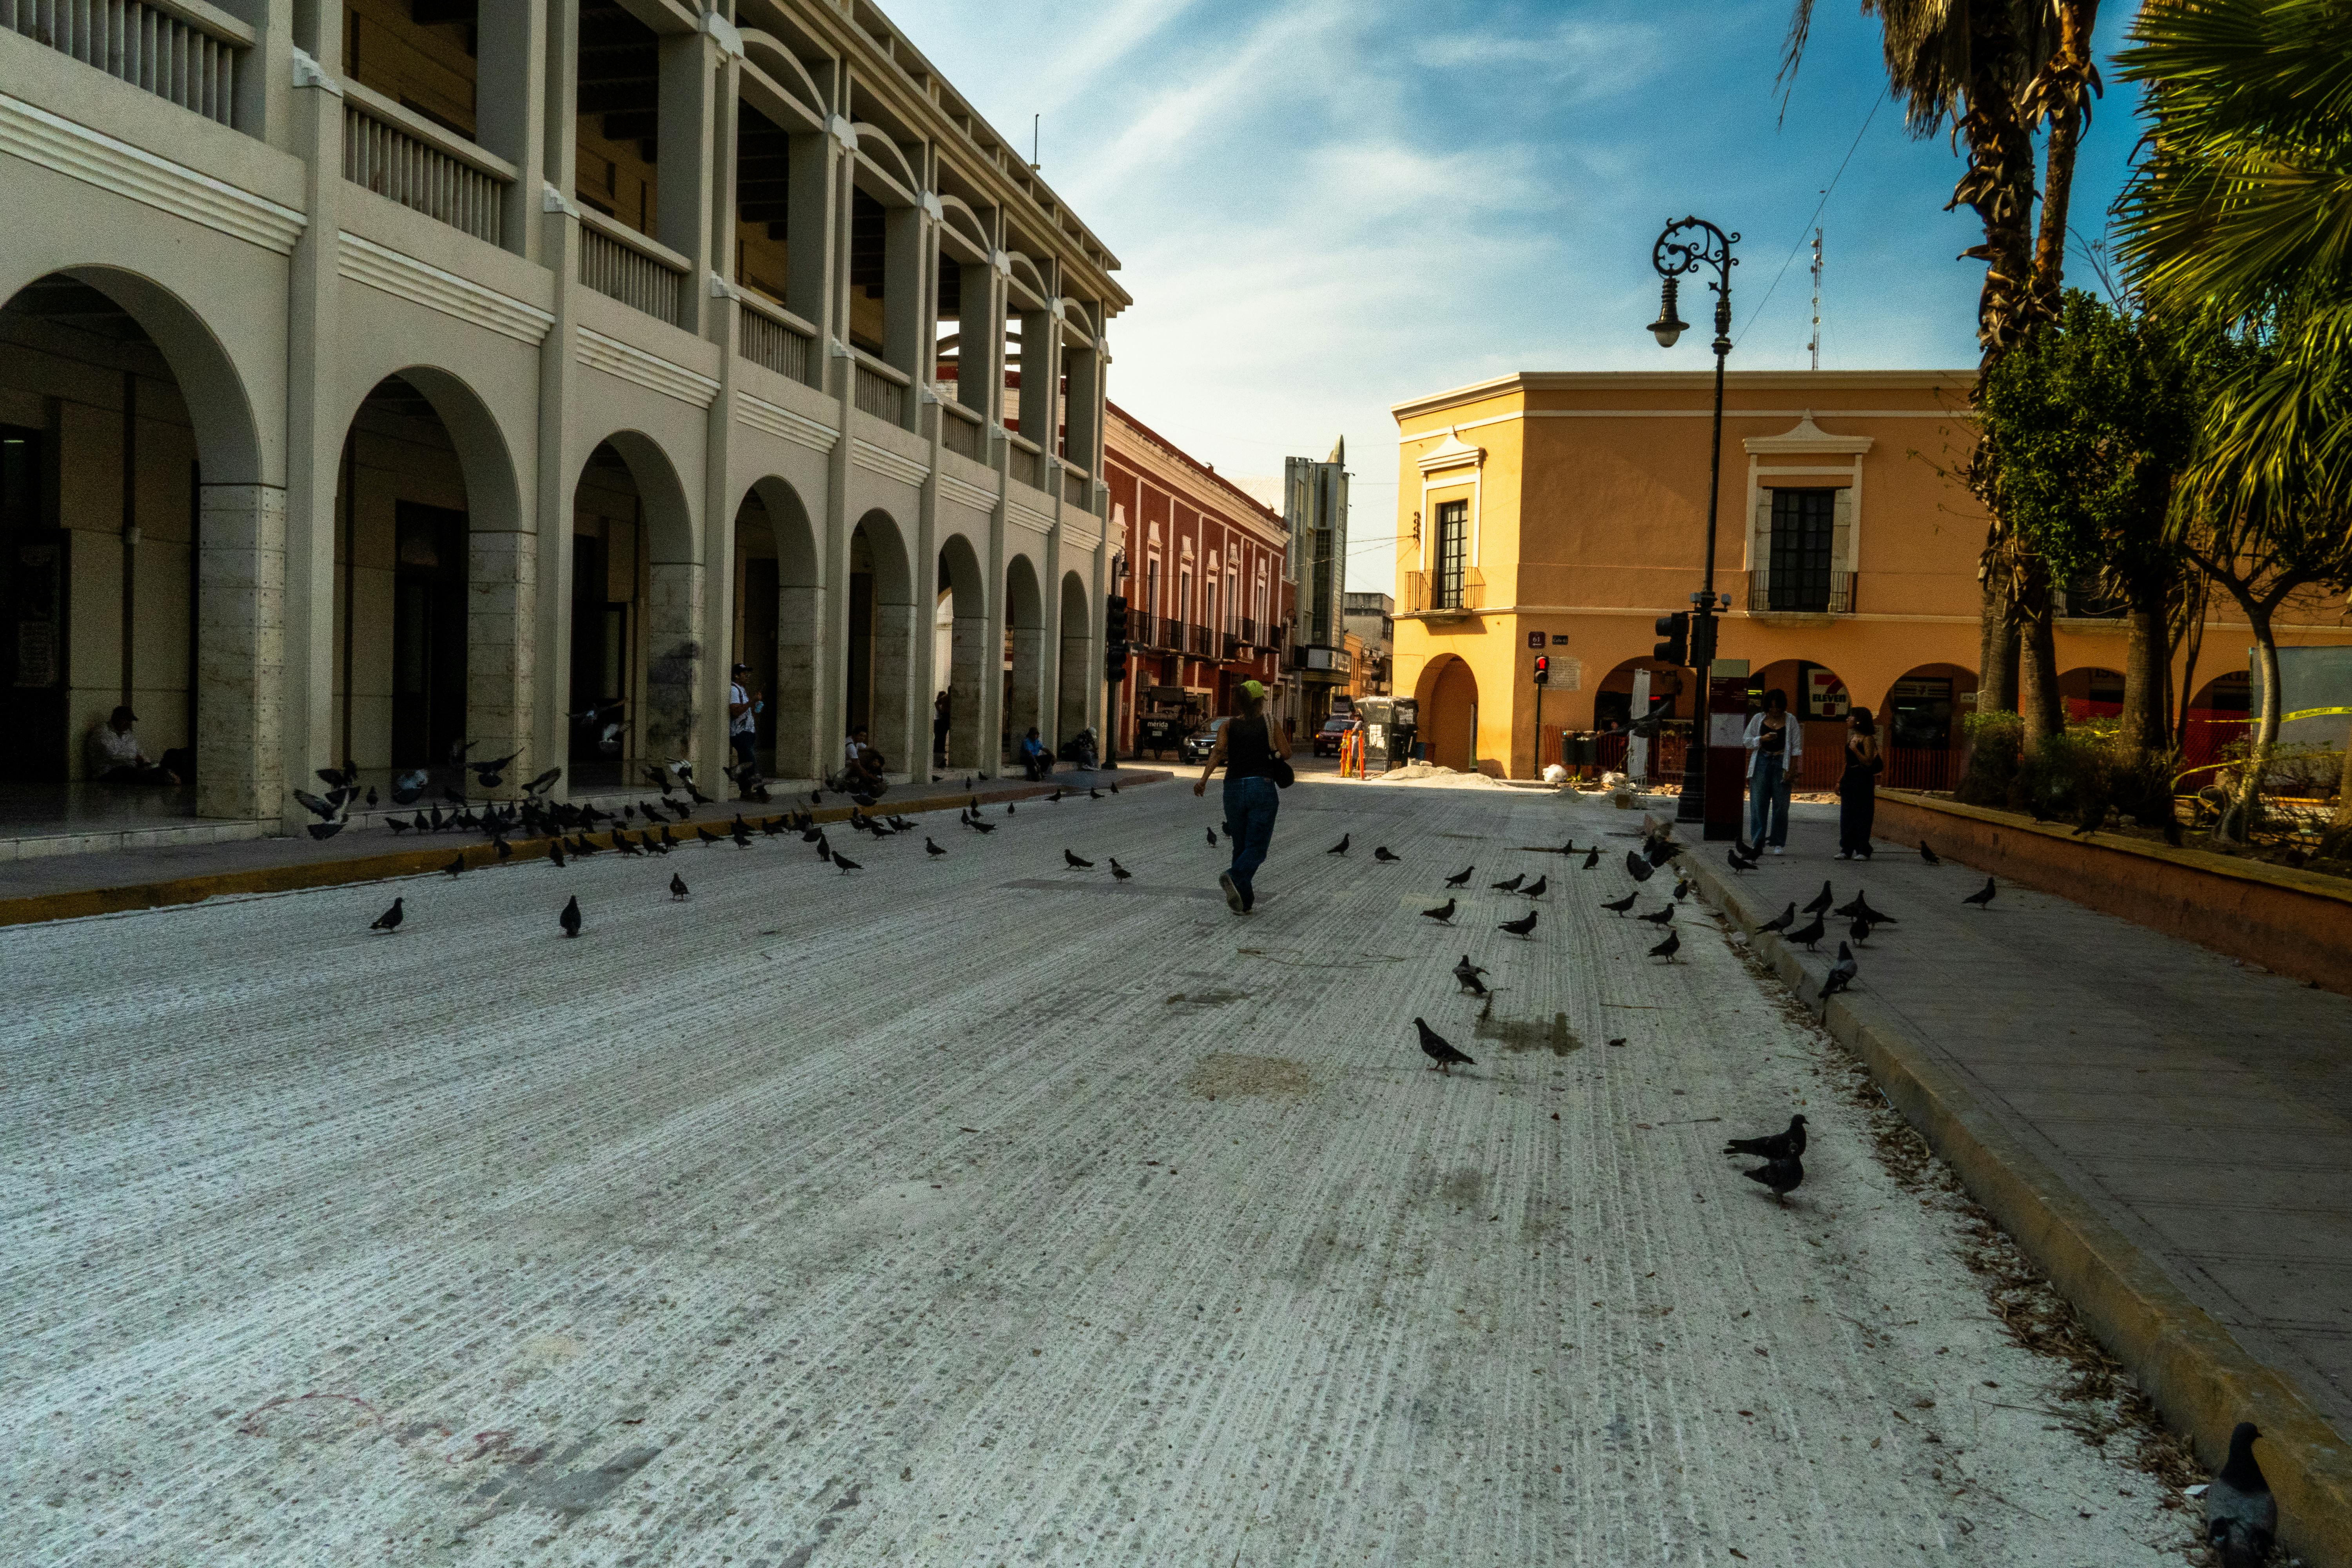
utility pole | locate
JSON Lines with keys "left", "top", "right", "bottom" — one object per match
{"left": 1808, "top": 228, "right": 1823, "bottom": 370}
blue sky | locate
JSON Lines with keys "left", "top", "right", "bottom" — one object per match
{"left": 886, "top": 0, "right": 2147, "bottom": 591}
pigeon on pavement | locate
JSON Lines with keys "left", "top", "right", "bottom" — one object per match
{"left": 549, "top": 839, "right": 566, "bottom": 869}
{"left": 370, "top": 897, "right": 404, "bottom": 934}
{"left": 1491, "top": 873, "right": 1524, "bottom": 892}
{"left": 1521, "top": 875, "right": 1548, "bottom": 899}
{"left": 1672, "top": 876, "right": 1690, "bottom": 901}
{"left": 559, "top": 895, "right": 581, "bottom": 938}
{"left": 1742, "top": 1153, "right": 1804, "bottom": 1206}
{"left": 669, "top": 873, "right": 689, "bottom": 900}
{"left": 1421, "top": 898, "right": 1457, "bottom": 925}
{"left": 1374, "top": 846, "right": 1401, "bottom": 862}
{"left": 1760, "top": 901, "right": 1795, "bottom": 935}
{"left": 1822, "top": 942, "right": 1858, "bottom": 1001}
{"left": 1724, "top": 1114, "right": 1807, "bottom": 1160}
{"left": 1788, "top": 911, "right": 1826, "bottom": 950}
{"left": 833, "top": 852, "right": 864, "bottom": 874}
{"left": 926, "top": 838, "right": 946, "bottom": 857}
{"left": 1206, "top": 826, "right": 1218, "bottom": 847}
{"left": 1650, "top": 928, "right": 1681, "bottom": 962}
{"left": 1963, "top": 876, "right": 1998, "bottom": 908}
{"left": 1581, "top": 847, "right": 1601, "bottom": 869}
{"left": 1849, "top": 915, "right": 1873, "bottom": 947}
{"left": 1919, "top": 841, "right": 1940, "bottom": 866}
{"left": 1328, "top": 834, "right": 1350, "bottom": 855}
{"left": 1637, "top": 904, "right": 1675, "bottom": 927}
{"left": 1802, "top": 881, "right": 1835, "bottom": 914}
{"left": 1414, "top": 1018, "right": 1475, "bottom": 1075}
{"left": 1109, "top": 857, "right": 1133, "bottom": 881}
{"left": 1625, "top": 851, "right": 1654, "bottom": 882}
{"left": 443, "top": 852, "right": 466, "bottom": 877}
{"left": 1064, "top": 849, "right": 1094, "bottom": 869}
{"left": 1600, "top": 890, "right": 1637, "bottom": 916}
{"left": 1499, "top": 909, "right": 1538, "bottom": 938}
{"left": 1453, "top": 955, "right": 1489, "bottom": 995}
{"left": 1444, "top": 866, "right": 1474, "bottom": 888}
{"left": 2204, "top": 1423, "right": 2276, "bottom": 1568}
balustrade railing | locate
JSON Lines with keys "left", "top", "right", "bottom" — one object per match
{"left": 343, "top": 87, "right": 509, "bottom": 245}
{"left": 1129, "top": 610, "right": 1158, "bottom": 649}
{"left": 738, "top": 292, "right": 816, "bottom": 387}
{"left": 1063, "top": 467, "right": 1089, "bottom": 508}
{"left": 853, "top": 353, "right": 907, "bottom": 425}
{"left": 578, "top": 209, "right": 685, "bottom": 326}
{"left": 1007, "top": 435, "right": 1042, "bottom": 490}
{"left": 1188, "top": 623, "right": 1214, "bottom": 657}
{"left": 1404, "top": 567, "right": 1483, "bottom": 614}
{"left": 1748, "top": 570, "right": 1856, "bottom": 615}
{"left": 939, "top": 400, "right": 983, "bottom": 461}
{"left": 7, "top": 0, "right": 245, "bottom": 125}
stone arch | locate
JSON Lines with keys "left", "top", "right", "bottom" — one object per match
{"left": 0, "top": 267, "right": 273, "bottom": 819}
{"left": 847, "top": 507, "right": 916, "bottom": 773}
{"left": 731, "top": 475, "right": 822, "bottom": 781}
{"left": 1414, "top": 653, "right": 1479, "bottom": 772}
{"left": 1004, "top": 552, "right": 1045, "bottom": 761}
{"left": 572, "top": 431, "right": 698, "bottom": 771}
{"left": 1877, "top": 662, "right": 1976, "bottom": 790}
{"left": 936, "top": 531, "right": 988, "bottom": 769}
{"left": 2058, "top": 664, "right": 2126, "bottom": 721}
{"left": 1057, "top": 569, "right": 1093, "bottom": 744}
{"left": 334, "top": 367, "right": 524, "bottom": 782}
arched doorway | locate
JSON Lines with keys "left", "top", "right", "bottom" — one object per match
{"left": 846, "top": 509, "right": 914, "bottom": 775}
{"left": 1416, "top": 654, "right": 1478, "bottom": 771}
{"left": 0, "top": 268, "right": 269, "bottom": 821}
{"left": 938, "top": 533, "right": 987, "bottom": 770}
{"left": 732, "top": 477, "right": 822, "bottom": 781}
{"left": 1004, "top": 553, "right": 1044, "bottom": 762}
{"left": 1057, "top": 570, "right": 1092, "bottom": 746}
{"left": 2059, "top": 665, "right": 2125, "bottom": 722}
{"left": 571, "top": 433, "right": 695, "bottom": 784}
{"left": 1880, "top": 662, "right": 1976, "bottom": 791}
{"left": 2185, "top": 671, "right": 2252, "bottom": 775}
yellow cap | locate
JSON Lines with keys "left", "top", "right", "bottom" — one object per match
{"left": 1240, "top": 679, "right": 1266, "bottom": 701}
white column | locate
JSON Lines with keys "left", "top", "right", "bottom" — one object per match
{"left": 196, "top": 483, "right": 287, "bottom": 819}
{"left": 467, "top": 530, "right": 535, "bottom": 792}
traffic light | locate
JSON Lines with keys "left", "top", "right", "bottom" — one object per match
{"left": 1105, "top": 641, "right": 1129, "bottom": 682}
{"left": 1532, "top": 653, "right": 1550, "bottom": 686}
{"left": 1653, "top": 611, "right": 1689, "bottom": 666}
{"left": 1105, "top": 593, "right": 1129, "bottom": 645}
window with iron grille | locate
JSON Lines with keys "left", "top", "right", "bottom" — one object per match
{"left": 1434, "top": 500, "right": 1467, "bottom": 608}
{"left": 1768, "top": 489, "right": 1835, "bottom": 612}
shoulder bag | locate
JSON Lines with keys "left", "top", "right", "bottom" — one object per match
{"left": 1267, "top": 716, "right": 1295, "bottom": 788}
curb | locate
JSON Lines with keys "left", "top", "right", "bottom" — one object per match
{"left": 0, "top": 773, "right": 1169, "bottom": 931}
{"left": 1679, "top": 840, "right": 2352, "bottom": 1568}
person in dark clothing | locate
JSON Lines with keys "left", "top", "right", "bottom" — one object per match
{"left": 1194, "top": 679, "right": 1290, "bottom": 914}
{"left": 1837, "top": 706, "right": 1882, "bottom": 860}
{"left": 933, "top": 690, "right": 951, "bottom": 766}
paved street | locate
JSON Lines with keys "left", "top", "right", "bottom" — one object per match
{"left": 5, "top": 771, "right": 2196, "bottom": 1566}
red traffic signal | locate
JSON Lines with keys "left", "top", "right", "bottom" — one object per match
{"left": 1533, "top": 653, "right": 1550, "bottom": 686}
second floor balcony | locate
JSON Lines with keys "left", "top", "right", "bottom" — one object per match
{"left": 1403, "top": 567, "right": 1483, "bottom": 619}
{"left": 1747, "top": 570, "right": 1856, "bottom": 618}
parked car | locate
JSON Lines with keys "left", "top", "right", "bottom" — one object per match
{"left": 1312, "top": 715, "right": 1360, "bottom": 757}
{"left": 1182, "top": 717, "right": 1229, "bottom": 764}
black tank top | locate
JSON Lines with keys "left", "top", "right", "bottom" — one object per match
{"left": 1225, "top": 714, "right": 1278, "bottom": 780}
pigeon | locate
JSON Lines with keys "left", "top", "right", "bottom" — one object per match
{"left": 1490, "top": 873, "right": 1524, "bottom": 893}
{"left": 1444, "top": 866, "right": 1474, "bottom": 888}
{"left": 1802, "top": 881, "right": 1835, "bottom": 915}
{"left": 1420, "top": 898, "right": 1457, "bottom": 925}
{"left": 1742, "top": 1153, "right": 1804, "bottom": 1205}
{"left": 1727, "top": 842, "right": 1758, "bottom": 873}
{"left": 1853, "top": 892, "right": 1895, "bottom": 924}
{"left": 1374, "top": 847, "right": 1401, "bottom": 863}
{"left": 926, "top": 838, "right": 946, "bottom": 857}
{"left": 1064, "top": 849, "right": 1094, "bottom": 869}
{"left": 1624, "top": 851, "right": 1654, "bottom": 882}
{"left": 365, "top": 786, "right": 379, "bottom": 807}
{"left": 1962, "top": 876, "right": 1998, "bottom": 909}
{"left": 523, "top": 766, "right": 562, "bottom": 797}
{"left": 970, "top": 818, "right": 996, "bottom": 835}
{"left": 1724, "top": 1114, "right": 1807, "bottom": 1160}
{"left": 1453, "top": 955, "right": 1489, "bottom": 995}
{"left": 387, "top": 817, "right": 412, "bottom": 836}
{"left": 1822, "top": 942, "right": 1858, "bottom": 1000}
{"left": 1206, "top": 827, "right": 1218, "bottom": 847}
{"left": 1520, "top": 875, "right": 1548, "bottom": 899}
{"left": 1760, "top": 901, "right": 1795, "bottom": 935}
{"left": 1109, "top": 858, "right": 1132, "bottom": 881}
{"left": 1499, "top": 909, "right": 1538, "bottom": 938}
{"left": 1414, "top": 1017, "right": 1475, "bottom": 1075}
{"left": 815, "top": 837, "right": 832, "bottom": 864}
{"left": 1918, "top": 841, "right": 1940, "bottom": 866}
{"left": 549, "top": 838, "right": 566, "bottom": 868}
{"left": 731, "top": 822, "right": 752, "bottom": 849}
{"left": 697, "top": 827, "right": 723, "bottom": 847}
{"left": 833, "top": 852, "right": 863, "bottom": 874}
{"left": 1328, "top": 834, "right": 1350, "bottom": 855}
{"left": 1580, "top": 847, "right": 1600, "bottom": 870}
{"left": 467, "top": 750, "right": 521, "bottom": 786}
{"left": 494, "top": 835, "right": 514, "bottom": 861}
{"left": 1049, "top": 789, "right": 1064, "bottom": 803}
{"left": 615, "top": 833, "right": 643, "bottom": 857}
{"left": 1671, "top": 876, "right": 1690, "bottom": 901}
{"left": 442, "top": 851, "right": 466, "bottom": 877}
{"left": 1788, "top": 911, "right": 1826, "bottom": 950}
{"left": 559, "top": 895, "right": 582, "bottom": 937}
{"left": 1600, "top": 890, "right": 1637, "bottom": 916}
{"left": 370, "top": 897, "right": 404, "bottom": 934}
{"left": 389, "top": 769, "right": 428, "bottom": 805}
{"left": 1849, "top": 915, "right": 1873, "bottom": 947}
{"left": 2204, "top": 1423, "right": 2276, "bottom": 1568}
{"left": 307, "top": 820, "right": 345, "bottom": 842}
{"left": 1005, "top": 803, "right": 1016, "bottom": 815}
{"left": 1649, "top": 928, "right": 1681, "bottom": 962}
{"left": 669, "top": 873, "right": 689, "bottom": 900}
{"left": 1637, "top": 904, "right": 1675, "bottom": 927}
{"left": 428, "top": 806, "right": 445, "bottom": 833}
{"left": 292, "top": 788, "right": 341, "bottom": 821}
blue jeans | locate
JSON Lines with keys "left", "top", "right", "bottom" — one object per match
{"left": 1748, "top": 755, "right": 1791, "bottom": 847}
{"left": 731, "top": 730, "right": 757, "bottom": 768}
{"left": 1222, "top": 775, "right": 1280, "bottom": 904}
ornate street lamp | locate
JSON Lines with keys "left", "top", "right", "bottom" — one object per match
{"left": 1648, "top": 215, "right": 1737, "bottom": 829}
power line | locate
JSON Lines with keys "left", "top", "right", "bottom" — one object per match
{"left": 1734, "top": 87, "right": 1886, "bottom": 347}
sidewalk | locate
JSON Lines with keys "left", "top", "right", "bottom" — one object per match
{"left": 0, "top": 767, "right": 1159, "bottom": 915}
{"left": 1678, "top": 799, "right": 2352, "bottom": 1522}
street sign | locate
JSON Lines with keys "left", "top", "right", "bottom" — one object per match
{"left": 1526, "top": 630, "right": 1545, "bottom": 648}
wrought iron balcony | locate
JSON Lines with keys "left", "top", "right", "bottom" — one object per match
{"left": 1747, "top": 571, "right": 1855, "bottom": 616}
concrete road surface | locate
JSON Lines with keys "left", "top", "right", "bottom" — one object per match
{"left": 3, "top": 771, "right": 2196, "bottom": 1565}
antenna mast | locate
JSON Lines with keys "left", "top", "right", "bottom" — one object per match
{"left": 1808, "top": 228, "right": 1823, "bottom": 370}
{"left": 1030, "top": 114, "right": 1040, "bottom": 171}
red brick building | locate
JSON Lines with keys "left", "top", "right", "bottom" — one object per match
{"left": 1102, "top": 405, "right": 1294, "bottom": 759}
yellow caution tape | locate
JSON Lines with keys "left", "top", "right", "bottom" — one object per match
{"left": 2284, "top": 706, "right": 2352, "bottom": 721}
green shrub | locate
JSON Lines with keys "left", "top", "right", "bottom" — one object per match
{"left": 1956, "top": 710, "right": 2024, "bottom": 806}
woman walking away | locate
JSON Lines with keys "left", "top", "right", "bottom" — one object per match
{"left": 1195, "top": 679, "right": 1290, "bottom": 914}
{"left": 1742, "top": 689, "right": 1801, "bottom": 853}
{"left": 1837, "top": 706, "right": 1882, "bottom": 860}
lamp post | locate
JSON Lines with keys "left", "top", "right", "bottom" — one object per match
{"left": 1647, "top": 215, "right": 1737, "bottom": 828}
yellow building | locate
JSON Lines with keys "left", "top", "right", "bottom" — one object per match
{"left": 1390, "top": 369, "right": 2352, "bottom": 783}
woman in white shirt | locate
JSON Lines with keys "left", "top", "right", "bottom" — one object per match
{"left": 1741, "top": 690, "right": 1801, "bottom": 853}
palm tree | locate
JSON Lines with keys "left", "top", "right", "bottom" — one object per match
{"left": 2118, "top": 0, "right": 2352, "bottom": 840}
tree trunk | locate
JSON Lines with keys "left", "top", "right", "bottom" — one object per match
{"left": 2016, "top": 566, "right": 2064, "bottom": 749}
{"left": 2120, "top": 597, "right": 2168, "bottom": 760}
{"left": 2027, "top": 2, "right": 2100, "bottom": 324}
{"left": 2332, "top": 722, "right": 2352, "bottom": 835}
{"left": 1978, "top": 572, "right": 2019, "bottom": 714}
{"left": 2219, "top": 598, "right": 2280, "bottom": 845}
{"left": 1956, "top": 9, "right": 2041, "bottom": 359}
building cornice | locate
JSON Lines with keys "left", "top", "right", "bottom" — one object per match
{"left": 1105, "top": 400, "right": 1288, "bottom": 547}
{"left": 1390, "top": 368, "right": 1975, "bottom": 425}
